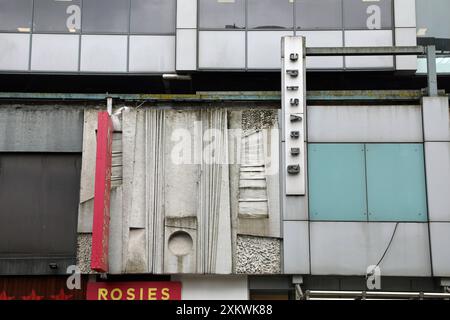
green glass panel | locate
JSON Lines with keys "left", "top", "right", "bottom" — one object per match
{"left": 308, "top": 144, "right": 367, "bottom": 221}
{"left": 366, "top": 144, "right": 428, "bottom": 222}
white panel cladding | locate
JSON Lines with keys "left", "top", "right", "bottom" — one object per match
{"left": 198, "top": 31, "right": 246, "bottom": 69}
{"left": 171, "top": 275, "right": 248, "bottom": 300}
{"left": 395, "top": 27, "right": 417, "bottom": 70}
{"left": 282, "top": 36, "right": 306, "bottom": 195}
{"left": 247, "top": 31, "right": 293, "bottom": 69}
{"left": 344, "top": 30, "right": 394, "bottom": 68}
{"left": 282, "top": 143, "right": 308, "bottom": 221}
{"left": 310, "top": 222, "right": 432, "bottom": 276}
{"left": 430, "top": 223, "right": 450, "bottom": 277}
{"left": 80, "top": 35, "right": 127, "bottom": 72}
{"left": 129, "top": 36, "right": 175, "bottom": 72}
{"left": 176, "top": 0, "right": 197, "bottom": 28}
{"left": 422, "top": 97, "right": 450, "bottom": 142}
{"left": 283, "top": 221, "right": 310, "bottom": 274}
{"left": 394, "top": 0, "right": 416, "bottom": 28}
{"left": 31, "top": 34, "right": 79, "bottom": 72}
{"left": 176, "top": 29, "right": 197, "bottom": 71}
{"left": 0, "top": 33, "right": 29, "bottom": 71}
{"left": 296, "top": 30, "right": 344, "bottom": 69}
{"left": 425, "top": 142, "right": 450, "bottom": 222}
{"left": 308, "top": 105, "right": 423, "bottom": 142}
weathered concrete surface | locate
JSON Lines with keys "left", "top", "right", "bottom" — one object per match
{"left": 0, "top": 105, "right": 83, "bottom": 152}
{"left": 237, "top": 109, "right": 281, "bottom": 238}
{"left": 235, "top": 235, "right": 281, "bottom": 274}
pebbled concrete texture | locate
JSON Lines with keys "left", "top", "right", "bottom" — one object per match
{"left": 235, "top": 235, "right": 281, "bottom": 274}
{"left": 76, "top": 234, "right": 95, "bottom": 274}
{"left": 242, "top": 109, "right": 278, "bottom": 132}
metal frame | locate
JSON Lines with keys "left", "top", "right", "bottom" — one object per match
{"left": 305, "top": 290, "right": 450, "bottom": 300}
{"left": 196, "top": 0, "right": 396, "bottom": 71}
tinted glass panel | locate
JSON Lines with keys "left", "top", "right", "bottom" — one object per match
{"left": 199, "top": 0, "right": 245, "bottom": 29}
{"left": 366, "top": 144, "right": 427, "bottom": 222}
{"left": 343, "top": 0, "right": 392, "bottom": 29}
{"left": 0, "top": 154, "right": 81, "bottom": 256}
{"left": 82, "top": 0, "right": 130, "bottom": 33}
{"left": 296, "top": 0, "right": 342, "bottom": 30}
{"left": 130, "top": 0, "right": 176, "bottom": 33}
{"left": 248, "top": 0, "right": 293, "bottom": 29}
{"left": 0, "top": 0, "right": 32, "bottom": 32}
{"left": 308, "top": 144, "right": 367, "bottom": 221}
{"left": 34, "top": 0, "right": 82, "bottom": 33}
{"left": 416, "top": 0, "right": 450, "bottom": 39}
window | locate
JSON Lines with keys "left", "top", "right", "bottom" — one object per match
{"left": 343, "top": 0, "right": 392, "bottom": 30}
{"left": 247, "top": 0, "right": 293, "bottom": 29}
{"left": 33, "top": 0, "right": 82, "bottom": 33}
{"left": 0, "top": 0, "right": 32, "bottom": 32}
{"left": 295, "top": 0, "right": 342, "bottom": 30}
{"left": 199, "top": 0, "right": 246, "bottom": 29}
{"left": 82, "top": 0, "right": 130, "bottom": 33}
{"left": 130, "top": 0, "right": 176, "bottom": 33}
{"left": 416, "top": 0, "right": 450, "bottom": 39}
{"left": 308, "top": 143, "right": 427, "bottom": 222}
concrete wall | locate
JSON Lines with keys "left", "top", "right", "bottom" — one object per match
{"left": 0, "top": 104, "right": 83, "bottom": 152}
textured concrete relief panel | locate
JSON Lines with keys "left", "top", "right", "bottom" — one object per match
{"left": 121, "top": 108, "right": 234, "bottom": 274}
{"left": 235, "top": 235, "right": 281, "bottom": 274}
{"left": 81, "top": 107, "right": 281, "bottom": 275}
{"left": 237, "top": 109, "right": 281, "bottom": 238}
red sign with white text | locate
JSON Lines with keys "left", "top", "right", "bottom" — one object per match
{"left": 91, "top": 111, "right": 113, "bottom": 273}
{"left": 87, "top": 282, "right": 182, "bottom": 300}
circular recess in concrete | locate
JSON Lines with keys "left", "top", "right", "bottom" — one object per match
{"left": 168, "top": 231, "right": 193, "bottom": 256}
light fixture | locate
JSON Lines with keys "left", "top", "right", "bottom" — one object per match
{"left": 17, "top": 27, "right": 31, "bottom": 32}
{"left": 162, "top": 74, "right": 192, "bottom": 81}
{"left": 49, "top": 263, "right": 58, "bottom": 270}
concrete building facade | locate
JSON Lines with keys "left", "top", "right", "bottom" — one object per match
{"left": 0, "top": 0, "right": 449, "bottom": 300}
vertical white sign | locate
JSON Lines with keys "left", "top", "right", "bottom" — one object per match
{"left": 282, "top": 36, "right": 306, "bottom": 195}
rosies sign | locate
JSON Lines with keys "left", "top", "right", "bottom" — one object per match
{"left": 87, "top": 282, "right": 181, "bottom": 300}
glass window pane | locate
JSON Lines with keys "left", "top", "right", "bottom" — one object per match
{"left": 82, "top": 0, "right": 130, "bottom": 33}
{"left": 199, "top": 0, "right": 245, "bottom": 29}
{"left": 296, "top": 0, "right": 342, "bottom": 30}
{"left": 416, "top": 0, "right": 450, "bottom": 39}
{"left": 248, "top": 0, "right": 293, "bottom": 29}
{"left": 130, "top": 0, "right": 175, "bottom": 33}
{"left": 343, "top": 0, "right": 392, "bottom": 29}
{"left": 0, "top": 0, "right": 32, "bottom": 32}
{"left": 33, "top": 0, "right": 82, "bottom": 33}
